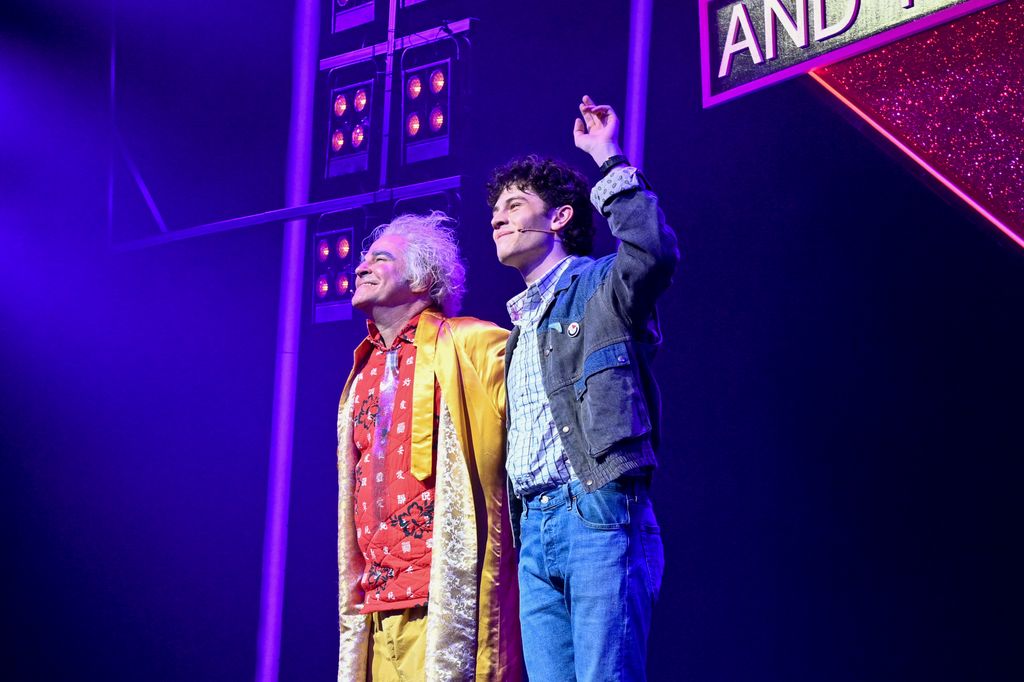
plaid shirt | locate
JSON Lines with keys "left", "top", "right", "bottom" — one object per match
{"left": 505, "top": 256, "right": 578, "bottom": 496}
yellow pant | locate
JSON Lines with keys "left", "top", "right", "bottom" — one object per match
{"left": 368, "top": 606, "right": 428, "bottom": 682}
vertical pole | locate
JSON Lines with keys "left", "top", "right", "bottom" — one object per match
{"left": 108, "top": 0, "right": 117, "bottom": 246}
{"left": 624, "top": 0, "right": 653, "bottom": 168}
{"left": 255, "top": 0, "right": 319, "bottom": 680}
{"left": 378, "top": 0, "right": 400, "bottom": 188}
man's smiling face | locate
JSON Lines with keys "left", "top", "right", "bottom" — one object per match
{"left": 490, "top": 186, "right": 559, "bottom": 271}
{"left": 352, "top": 234, "right": 422, "bottom": 314}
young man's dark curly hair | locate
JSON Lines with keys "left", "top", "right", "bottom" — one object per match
{"left": 486, "top": 154, "right": 595, "bottom": 256}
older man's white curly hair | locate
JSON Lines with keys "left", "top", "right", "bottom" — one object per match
{"left": 367, "top": 211, "right": 467, "bottom": 316}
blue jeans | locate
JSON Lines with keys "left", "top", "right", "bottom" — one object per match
{"left": 518, "top": 477, "right": 664, "bottom": 681}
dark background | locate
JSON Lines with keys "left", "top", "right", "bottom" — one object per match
{"left": 2, "top": 1, "right": 1022, "bottom": 680}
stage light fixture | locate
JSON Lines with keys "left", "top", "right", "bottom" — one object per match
{"left": 336, "top": 235, "right": 351, "bottom": 258}
{"left": 429, "top": 69, "right": 445, "bottom": 94}
{"left": 429, "top": 105, "right": 444, "bottom": 132}
{"left": 351, "top": 124, "right": 366, "bottom": 148}
{"left": 326, "top": 77, "right": 374, "bottom": 178}
{"left": 334, "top": 94, "right": 348, "bottom": 117}
{"left": 313, "top": 218, "right": 359, "bottom": 323}
{"left": 316, "top": 275, "right": 331, "bottom": 298}
{"left": 407, "top": 75, "right": 423, "bottom": 100}
{"left": 399, "top": 58, "right": 452, "bottom": 165}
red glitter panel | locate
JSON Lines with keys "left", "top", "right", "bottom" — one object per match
{"left": 813, "top": 0, "right": 1024, "bottom": 249}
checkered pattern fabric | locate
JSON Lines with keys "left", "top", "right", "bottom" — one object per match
{"left": 505, "top": 256, "right": 577, "bottom": 496}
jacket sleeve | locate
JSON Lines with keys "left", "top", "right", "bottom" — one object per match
{"left": 593, "top": 167, "right": 680, "bottom": 329}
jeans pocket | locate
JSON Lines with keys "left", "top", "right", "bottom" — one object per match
{"left": 639, "top": 526, "right": 664, "bottom": 602}
{"left": 572, "top": 488, "right": 631, "bottom": 530}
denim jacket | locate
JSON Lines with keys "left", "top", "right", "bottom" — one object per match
{"left": 506, "top": 169, "right": 679, "bottom": 536}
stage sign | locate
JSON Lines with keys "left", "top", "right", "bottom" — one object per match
{"left": 700, "top": 0, "right": 1004, "bottom": 107}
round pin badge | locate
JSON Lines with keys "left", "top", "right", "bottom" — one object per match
{"left": 567, "top": 322, "right": 580, "bottom": 337}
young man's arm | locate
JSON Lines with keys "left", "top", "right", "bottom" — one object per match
{"left": 574, "top": 95, "right": 680, "bottom": 327}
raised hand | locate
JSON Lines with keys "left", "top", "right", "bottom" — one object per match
{"left": 572, "top": 95, "right": 624, "bottom": 167}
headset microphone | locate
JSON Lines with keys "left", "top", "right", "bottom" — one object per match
{"left": 515, "top": 227, "right": 562, "bottom": 242}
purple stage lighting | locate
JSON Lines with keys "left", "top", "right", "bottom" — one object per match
{"left": 312, "top": 210, "right": 364, "bottom": 323}
{"left": 429, "top": 68, "right": 445, "bottom": 94}
{"left": 316, "top": 275, "right": 331, "bottom": 298}
{"left": 333, "top": 93, "right": 348, "bottom": 117}
{"left": 428, "top": 105, "right": 444, "bottom": 132}
{"left": 326, "top": 78, "right": 373, "bottom": 177}
{"left": 407, "top": 75, "right": 423, "bottom": 99}
{"left": 331, "top": 130, "right": 345, "bottom": 152}
{"left": 336, "top": 234, "right": 351, "bottom": 258}
{"left": 335, "top": 273, "right": 351, "bottom": 295}
{"left": 351, "top": 124, "right": 365, "bottom": 149}
{"left": 400, "top": 57, "right": 451, "bottom": 165}
{"left": 313, "top": 225, "right": 354, "bottom": 306}
{"left": 406, "top": 112, "right": 421, "bottom": 137}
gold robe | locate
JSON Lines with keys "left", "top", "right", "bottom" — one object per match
{"left": 337, "top": 310, "right": 522, "bottom": 681}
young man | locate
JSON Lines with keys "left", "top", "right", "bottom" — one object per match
{"left": 488, "top": 96, "right": 679, "bottom": 681}
{"left": 335, "top": 213, "right": 522, "bottom": 681}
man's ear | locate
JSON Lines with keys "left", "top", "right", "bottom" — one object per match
{"left": 550, "top": 204, "right": 574, "bottom": 233}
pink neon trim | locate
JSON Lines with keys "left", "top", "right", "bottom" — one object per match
{"left": 810, "top": 71, "right": 1024, "bottom": 250}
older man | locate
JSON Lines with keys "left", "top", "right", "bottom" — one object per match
{"left": 336, "top": 213, "right": 521, "bottom": 681}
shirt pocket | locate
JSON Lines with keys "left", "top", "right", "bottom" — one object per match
{"left": 573, "top": 342, "right": 652, "bottom": 456}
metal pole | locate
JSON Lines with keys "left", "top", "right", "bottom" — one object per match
{"left": 624, "top": 0, "right": 653, "bottom": 168}
{"left": 112, "top": 176, "right": 462, "bottom": 252}
{"left": 108, "top": 0, "right": 117, "bottom": 246}
{"left": 255, "top": 0, "right": 318, "bottom": 679}
{"left": 378, "top": 0, "right": 400, "bottom": 188}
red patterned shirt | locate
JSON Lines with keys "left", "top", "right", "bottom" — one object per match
{"left": 351, "top": 315, "right": 438, "bottom": 612}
